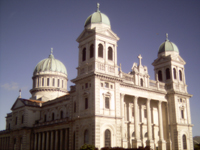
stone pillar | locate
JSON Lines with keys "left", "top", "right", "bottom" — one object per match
{"left": 55, "top": 130, "right": 58, "bottom": 150}
{"left": 132, "top": 96, "right": 142, "bottom": 148}
{"left": 38, "top": 132, "right": 41, "bottom": 150}
{"left": 46, "top": 132, "right": 49, "bottom": 150}
{"left": 121, "top": 94, "right": 125, "bottom": 137}
{"left": 50, "top": 131, "right": 54, "bottom": 150}
{"left": 42, "top": 132, "right": 45, "bottom": 150}
{"left": 34, "top": 133, "right": 38, "bottom": 150}
{"left": 146, "top": 99, "right": 154, "bottom": 149}
{"left": 158, "top": 101, "right": 166, "bottom": 150}
{"left": 60, "top": 129, "right": 63, "bottom": 150}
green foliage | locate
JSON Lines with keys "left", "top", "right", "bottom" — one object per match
{"left": 80, "top": 144, "right": 97, "bottom": 150}
{"left": 194, "top": 144, "right": 200, "bottom": 150}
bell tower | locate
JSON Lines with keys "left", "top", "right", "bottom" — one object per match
{"left": 75, "top": 3, "right": 119, "bottom": 79}
{"left": 152, "top": 34, "right": 193, "bottom": 150}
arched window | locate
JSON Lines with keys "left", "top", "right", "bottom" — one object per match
{"left": 108, "top": 47, "right": 113, "bottom": 60}
{"left": 98, "top": 44, "right": 103, "bottom": 58}
{"left": 173, "top": 68, "right": 176, "bottom": 79}
{"left": 179, "top": 70, "right": 182, "bottom": 81}
{"left": 182, "top": 134, "right": 187, "bottom": 149}
{"left": 52, "top": 113, "right": 54, "bottom": 121}
{"left": 84, "top": 129, "right": 89, "bottom": 144}
{"left": 144, "top": 132, "right": 148, "bottom": 138}
{"left": 132, "top": 132, "right": 135, "bottom": 137}
{"left": 158, "top": 70, "right": 162, "bottom": 81}
{"left": 85, "top": 98, "right": 88, "bottom": 109}
{"left": 60, "top": 111, "right": 63, "bottom": 119}
{"left": 140, "top": 78, "right": 143, "bottom": 86}
{"left": 90, "top": 44, "right": 94, "bottom": 58}
{"left": 166, "top": 68, "right": 170, "bottom": 80}
{"left": 105, "top": 129, "right": 111, "bottom": 147}
{"left": 82, "top": 48, "right": 86, "bottom": 61}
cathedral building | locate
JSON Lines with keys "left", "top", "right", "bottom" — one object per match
{"left": 0, "top": 4, "right": 193, "bottom": 150}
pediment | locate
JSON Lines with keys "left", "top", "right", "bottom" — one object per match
{"left": 171, "top": 55, "right": 186, "bottom": 64}
{"left": 76, "top": 28, "right": 119, "bottom": 43}
{"left": 152, "top": 56, "right": 171, "bottom": 66}
{"left": 76, "top": 29, "right": 95, "bottom": 42}
{"left": 11, "top": 98, "right": 25, "bottom": 110}
{"left": 96, "top": 29, "right": 120, "bottom": 40}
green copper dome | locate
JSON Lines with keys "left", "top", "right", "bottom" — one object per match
{"left": 33, "top": 50, "right": 67, "bottom": 75}
{"left": 158, "top": 34, "right": 179, "bottom": 54}
{"left": 84, "top": 3, "right": 110, "bottom": 27}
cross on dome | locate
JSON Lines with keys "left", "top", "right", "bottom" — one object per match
{"left": 97, "top": 3, "right": 100, "bottom": 12}
{"left": 166, "top": 33, "right": 169, "bottom": 41}
{"left": 51, "top": 48, "right": 53, "bottom": 54}
{"left": 138, "top": 54, "right": 142, "bottom": 66}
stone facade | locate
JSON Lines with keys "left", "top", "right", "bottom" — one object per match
{"left": 0, "top": 4, "right": 193, "bottom": 150}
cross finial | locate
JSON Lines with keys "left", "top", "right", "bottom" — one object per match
{"left": 138, "top": 54, "right": 142, "bottom": 66}
{"left": 51, "top": 48, "right": 53, "bottom": 54}
{"left": 19, "top": 89, "right": 21, "bottom": 98}
{"left": 166, "top": 33, "right": 169, "bottom": 41}
{"left": 97, "top": 3, "right": 100, "bottom": 12}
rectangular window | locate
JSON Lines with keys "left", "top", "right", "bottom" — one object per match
{"left": 105, "top": 97, "right": 110, "bottom": 109}
{"left": 105, "top": 82, "right": 109, "bottom": 88}
{"left": 132, "top": 107, "right": 134, "bottom": 117}
{"left": 74, "top": 102, "right": 76, "bottom": 113}
{"left": 57, "top": 79, "right": 60, "bottom": 87}
{"left": 47, "top": 78, "right": 49, "bottom": 86}
{"left": 181, "top": 110, "right": 184, "bottom": 119}
{"left": 15, "top": 117, "right": 18, "bottom": 125}
{"left": 85, "top": 98, "right": 88, "bottom": 109}
{"left": 42, "top": 78, "right": 44, "bottom": 86}
{"left": 52, "top": 78, "right": 55, "bottom": 86}
{"left": 38, "top": 78, "right": 39, "bottom": 87}
{"left": 21, "top": 115, "right": 24, "bottom": 124}
{"left": 85, "top": 83, "right": 88, "bottom": 89}
{"left": 144, "top": 109, "right": 147, "bottom": 118}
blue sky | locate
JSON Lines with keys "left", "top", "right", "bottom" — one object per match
{"left": 0, "top": 1, "right": 200, "bottom": 136}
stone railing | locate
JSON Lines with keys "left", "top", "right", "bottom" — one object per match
{"left": 121, "top": 72, "right": 133, "bottom": 83}
{"left": 149, "top": 80, "right": 165, "bottom": 91}
{"left": 34, "top": 117, "right": 70, "bottom": 127}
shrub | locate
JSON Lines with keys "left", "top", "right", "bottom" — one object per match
{"left": 80, "top": 144, "right": 97, "bottom": 150}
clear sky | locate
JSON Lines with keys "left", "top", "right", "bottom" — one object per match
{"left": 0, "top": 0, "right": 200, "bottom": 136}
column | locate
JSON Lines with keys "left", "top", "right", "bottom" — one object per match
{"left": 146, "top": 99, "right": 154, "bottom": 149}
{"left": 50, "top": 131, "right": 54, "bottom": 150}
{"left": 34, "top": 133, "right": 38, "bottom": 150}
{"left": 38, "top": 133, "right": 41, "bottom": 150}
{"left": 120, "top": 94, "right": 125, "bottom": 143}
{"left": 60, "top": 129, "right": 63, "bottom": 150}
{"left": 42, "top": 132, "right": 45, "bottom": 150}
{"left": 46, "top": 132, "right": 49, "bottom": 150}
{"left": 132, "top": 96, "right": 141, "bottom": 148}
{"left": 158, "top": 101, "right": 166, "bottom": 150}
{"left": 55, "top": 130, "right": 58, "bottom": 150}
